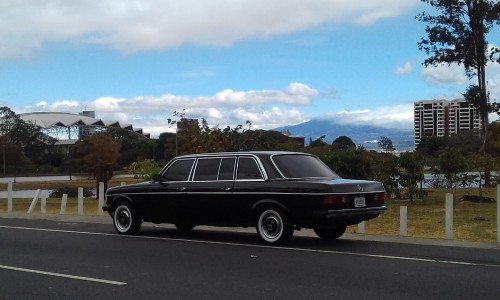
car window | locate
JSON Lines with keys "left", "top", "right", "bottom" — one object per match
{"left": 218, "top": 157, "right": 236, "bottom": 180}
{"left": 236, "top": 157, "right": 263, "bottom": 180}
{"left": 162, "top": 159, "right": 195, "bottom": 181}
{"left": 193, "top": 158, "right": 221, "bottom": 181}
{"left": 272, "top": 154, "right": 339, "bottom": 179}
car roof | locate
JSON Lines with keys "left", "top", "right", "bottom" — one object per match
{"left": 174, "top": 151, "right": 310, "bottom": 159}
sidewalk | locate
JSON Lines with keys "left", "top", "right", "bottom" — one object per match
{"left": 1, "top": 212, "right": 500, "bottom": 250}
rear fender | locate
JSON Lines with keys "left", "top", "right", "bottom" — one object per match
{"left": 251, "top": 199, "right": 293, "bottom": 224}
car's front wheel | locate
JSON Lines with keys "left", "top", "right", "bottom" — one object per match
{"left": 313, "top": 224, "right": 347, "bottom": 240}
{"left": 256, "top": 207, "right": 293, "bottom": 245}
{"left": 113, "top": 201, "right": 141, "bottom": 235}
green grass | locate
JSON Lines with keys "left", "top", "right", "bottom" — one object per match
{"left": 1, "top": 180, "right": 498, "bottom": 243}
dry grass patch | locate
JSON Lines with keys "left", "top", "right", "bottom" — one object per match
{"left": 0, "top": 198, "right": 103, "bottom": 215}
{"left": 345, "top": 187, "right": 498, "bottom": 243}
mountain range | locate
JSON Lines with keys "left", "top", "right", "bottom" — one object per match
{"left": 274, "top": 119, "right": 415, "bottom": 151}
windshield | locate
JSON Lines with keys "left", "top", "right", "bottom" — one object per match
{"left": 272, "top": 154, "right": 339, "bottom": 179}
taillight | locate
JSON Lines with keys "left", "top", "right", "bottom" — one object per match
{"left": 373, "top": 192, "right": 386, "bottom": 203}
{"left": 323, "top": 195, "right": 350, "bottom": 206}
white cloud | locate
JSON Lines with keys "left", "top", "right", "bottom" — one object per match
{"left": 420, "top": 58, "right": 500, "bottom": 103}
{"left": 50, "top": 100, "right": 81, "bottom": 110}
{"left": 36, "top": 101, "right": 48, "bottom": 108}
{"left": 487, "top": 63, "right": 500, "bottom": 102}
{"left": 25, "top": 83, "right": 314, "bottom": 137}
{"left": 421, "top": 63, "right": 469, "bottom": 86}
{"left": 0, "top": 0, "right": 420, "bottom": 59}
{"left": 394, "top": 61, "right": 412, "bottom": 76}
{"left": 319, "top": 104, "right": 414, "bottom": 129}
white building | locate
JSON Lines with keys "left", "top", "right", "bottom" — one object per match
{"left": 18, "top": 111, "right": 150, "bottom": 155}
{"left": 414, "top": 99, "right": 481, "bottom": 146}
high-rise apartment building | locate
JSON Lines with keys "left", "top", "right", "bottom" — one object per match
{"left": 414, "top": 99, "right": 481, "bottom": 146}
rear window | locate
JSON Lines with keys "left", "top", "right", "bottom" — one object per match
{"left": 236, "top": 157, "right": 263, "bottom": 180}
{"left": 272, "top": 154, "right": 339, "bottom": 179}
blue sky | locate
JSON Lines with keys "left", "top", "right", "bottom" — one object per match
{"left": 1, "top": 0, "right": 499, "bottom": 137}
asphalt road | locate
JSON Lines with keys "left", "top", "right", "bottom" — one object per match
{"left": 1, "top": 216, "right": 500, "bottom": 299}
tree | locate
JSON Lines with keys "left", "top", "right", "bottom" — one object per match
{"left": 0, "top": 106, "right": 56, "bottom": 171}
{"left": 417, "top": 0, "right": 500, "bottom": 144}
{"left": 107, "top": 127, "right": 155, "bottom": 167}
{"left": 398, "top": 151, "right": 424, "bottom": 204}
{"left": 378, "top": 136, "right": 395, "bottom": 153}
{"left": 71, "top": 133, "right": 121, "bottom": 198}
{"left": 328, "top": 147, "right": 372, "bottom": 180}
{"left": 438, "top": 149, "right": 467, "bottom": 198}
{"left": 309, "top": 135, "right": 327, "bottom": 148}
{"left": 417, "top": 132, "right": 482, "bottom": 157}
{"left": 331, "top": 136, "right": 356, "bottom": 151}
{"left": 466, "top": 153, "right": 497, "bottom": 196}
{"left": 0, "top": 135, "right": 27, "bottom": 175}
{"left": 128, "top": 159, "right": 162, "bottom": 181}
{"left": 156, "top": 132, "right": 176, "bottom": 161}
{"left": 371, "top": 152, "right": 400, "bottom": 199}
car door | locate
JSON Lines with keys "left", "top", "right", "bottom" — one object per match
{"left": 186, "top": 157, "right": 236, "bottom": 225}
{"left": 150, "top": 158, "right": 194, "bottom": 222}
{"left": 231, "top": 156, "right": 266, "bottom": 223}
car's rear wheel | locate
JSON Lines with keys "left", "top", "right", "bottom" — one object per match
{"left": 256, "top": 207, "right": 293, "bottom": 245}
{"left": 113, "top": 202, "right": 141, "bottom": 234}
{"left": 174, "top": 224, "right": 196, "bottom": 232}
{"left": 313, "top": 224, "right": 347, "bottom": 240}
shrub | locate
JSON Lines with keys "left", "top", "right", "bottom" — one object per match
{"left": 49, "top": 187, "right": 94, "bottom": 198}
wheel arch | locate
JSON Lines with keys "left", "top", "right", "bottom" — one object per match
{"left": 109, "top": 194, "right": 136, "bottom": 214}
{"left": 251, "top": 199, "right": 293, "bottom": 224}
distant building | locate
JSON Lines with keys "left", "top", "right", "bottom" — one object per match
{"left": 414, "top": 99, "right": 481, "bottom": 146}
{"left": 19, "top": 111, "right": 150, "bottom": 155}
{"left": 177, "top": 118, "right": 199, "bottom": 131}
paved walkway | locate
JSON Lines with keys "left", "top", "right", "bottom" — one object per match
{"left": 1, "top": 212, "right": 499, "bottom": 250}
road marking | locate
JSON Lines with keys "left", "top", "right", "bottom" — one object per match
{"left": 1, "top": 224, "right": 500, "bottom": 269}
{"left": 0, "top": 264, "right": 126, "bottom": 286}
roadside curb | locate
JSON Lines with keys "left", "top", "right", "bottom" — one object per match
{"left": 1, "top": 212, "right": 499, "bottom": 250}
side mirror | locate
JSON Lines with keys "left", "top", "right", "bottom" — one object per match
{"left": 153, "top": 174, "right": 162, "bottom": 183}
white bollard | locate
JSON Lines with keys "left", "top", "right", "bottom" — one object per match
{"left": 60, "top": 194, "right": 68, "bottom": 215}
{"left": 78, "top": 187, "right": 84, "bottom": 215}
{"left": 41, "top": 196, "right": 46, "bottom": 214}
{"left": 7, "top": 182, "right": 13, "bottom": 213}
{"left": 400, "top": 206, "right": 408, "bottom": 236}
{"left": 98, "top": 182, "right": 104, "bottom": 214}
{"left": 445, "top": 193, "right": 453, "bottom": 240}
{"left": 27, "top": 189, "right": 41, "bottom": 214}
{"left": 357, "top": 221, "right": 365, "bottom": 234}
{"left": 497, "top": 185, "right": 500, "bottom": 243}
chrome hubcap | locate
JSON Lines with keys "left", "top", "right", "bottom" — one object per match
{"left": 260, "top": 211, "right": 282, "bottom": 240}
{"left": 115, "top": 206, "right": 131, "bottom": 232}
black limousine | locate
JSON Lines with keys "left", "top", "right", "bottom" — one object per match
{"left": 104, "top": 151, "right": 386, "bottom": 244}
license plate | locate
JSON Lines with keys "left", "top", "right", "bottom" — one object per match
{"left": 354, "top": 196, "right": 366, "bottom": 207}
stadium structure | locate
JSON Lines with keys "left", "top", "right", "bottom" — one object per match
{"left": 19, "top": 111, "right": 150, "bottom": 155}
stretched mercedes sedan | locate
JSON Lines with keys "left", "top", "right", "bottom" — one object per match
{"left": 103, "top": 151, "right": 386, "bottom": 244}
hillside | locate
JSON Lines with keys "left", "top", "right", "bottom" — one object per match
{"left": 274, "top": 119, "right": 414, "bottom": 151}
